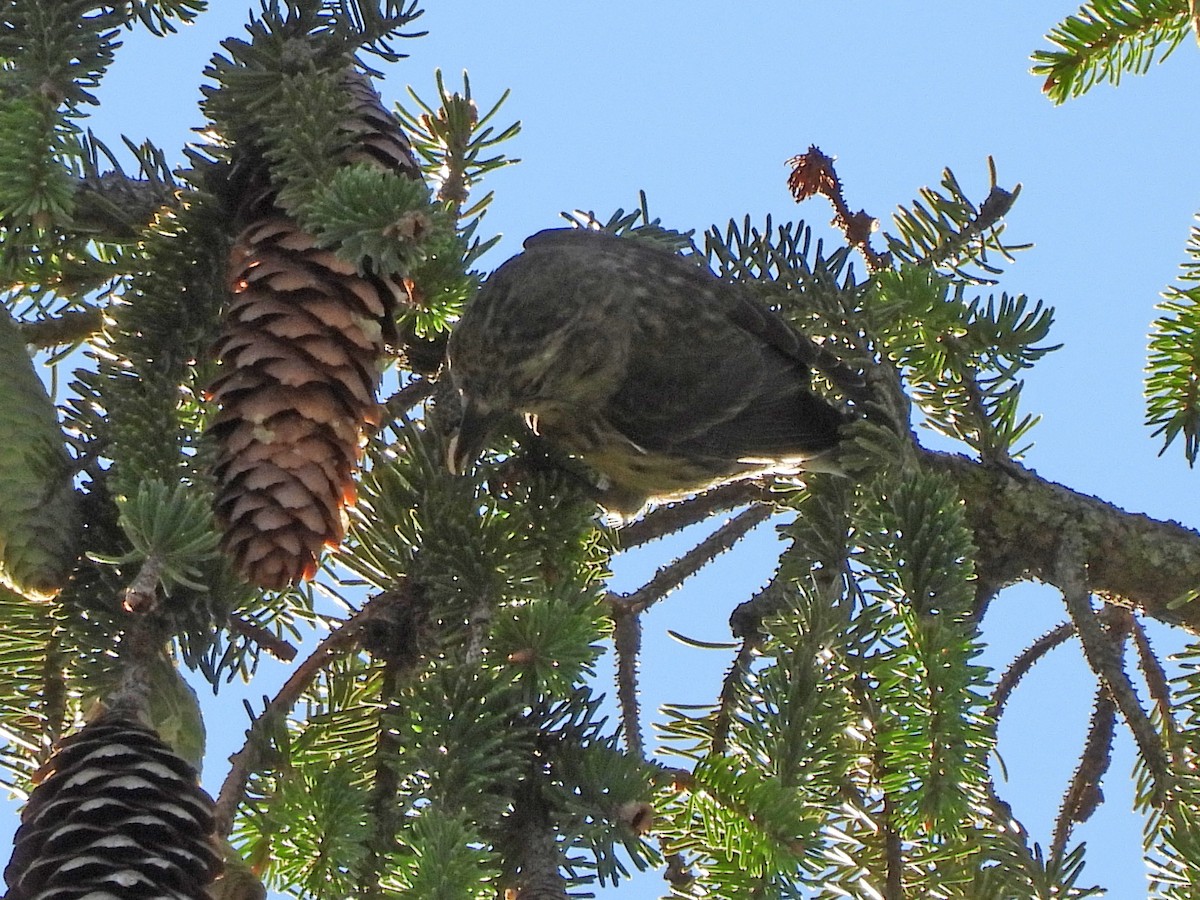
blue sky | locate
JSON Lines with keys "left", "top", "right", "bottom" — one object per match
{"left": 6, "top": 3, "right": 1200, "bottom": 898}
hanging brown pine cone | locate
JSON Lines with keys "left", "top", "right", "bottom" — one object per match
{"left": 208, "top": 72, "right": 421, "bottom": 589}
{"left": 4, "top": 712, "right": 222, "bottom": 900}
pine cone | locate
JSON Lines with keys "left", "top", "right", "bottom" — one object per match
{"left": 209, "top": 73, "right": 420, "bottom": 589}
{"left": 4, "top": 713, "right": 221, "bottom": 900}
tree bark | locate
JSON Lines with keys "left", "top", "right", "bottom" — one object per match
{"left": 926, "top": 450, "right": 1200, "bottom": 632}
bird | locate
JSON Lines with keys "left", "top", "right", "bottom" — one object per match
{"left": 444, "top": 227, "right": 858, "bottom": 518}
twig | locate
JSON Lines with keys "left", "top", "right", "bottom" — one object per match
{"left": 227, "top": 612, "right": 298, "bottom": 662}
{"left": 617, "top": 481, "right": 772, "bottom": 551}
{"left": 382, "top": 377, "right": 434, "bottom": 421}
{"left": 358, "top": 663, "right": 407, "bottom": 898}
{"left": 787, "top": 146, "right": 892, "bottom": 274}
{"left": 988, "top": 621, "right": 1075, "bottom": 720}
{"left": 212, "top": 588, "right": 412, "bottom": 837}
{"left": 662, "top": 850, "right": 695, "bottom": 892}
{"left": 922, "top": 180, "right": 1018, "bottom": 278}
{"left": 1056, "top": 531, "right": 1170, "bottom": 801}
{"left": 711, "top": 639, "right": 758, "bottom": 756}
{"left": 611, "top": 504, "right": 774, "bottom": 615}
{"left": 1131, "top": 616, "right": 1173, "bottom": 722}
{"left": 39, "top": 633, "right": 67, "bottom": 764}
{"left": 1051, "top": 684, "right": 1117, "bottom": 863}
{"left": 728, "top": 578, "right": 790, "bottom": 641}
{"left": 18, "top": 308, "right": 105, "bottom": 348}
{"left": 121, "top": 555, "right": 165, "bottom": 613}
{"left": 882, "top": 793, "right": 904, "bottom": 900}
{"left": 1131, "top": 616, "right": 1181, "bottom": 765}
{"left": 611, "top": 606, "right": 643, "bottom": 759}
{"left": 943, "top": 336, "right": 1010, "bottom": 466}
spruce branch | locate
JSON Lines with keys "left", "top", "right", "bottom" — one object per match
{"left": 610, "top": 504, "right": 774, "bottom": 615}
{"left": 1051, "top": 684, "right": 1118, "bottom": 862}
{"left": 1031, "top": 0, "right": 1193, "bottom": 102}
{"left": 397, "top": 70, "right": 520, "bottom": 221}
{"left": 213, "top": 586, "right": 417, "bottom": 836}
{"left": 1056, "top": 538, "right": 1170, "bottom": 799}
{"left": 1146, "top": 216, "right": 1200, "bottom": 464}
{"left": 381, "top": 376, "right": 434, "bottom": 420}
{"left": 879, "top": 158, "right": 1025, "bottom": 284}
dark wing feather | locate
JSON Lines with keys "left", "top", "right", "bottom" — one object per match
{"left": 517, "top": 229, "right": 848, "bottom": 460}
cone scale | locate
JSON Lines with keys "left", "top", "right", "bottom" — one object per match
{"left": 4, "top": 713, "right": 222, "bottom": 900}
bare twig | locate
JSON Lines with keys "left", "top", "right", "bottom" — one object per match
{"left": 18, "top": 307, "right": 105, "bottom": 348}
{"left": 1131, "top": 616, "right": 1181, "bottom": 765}
{"left": 1131, "top": 616, "right": 1173, "bottom": 722}
{"left": 1056, "top": 533, "right": 1170, "bottom": 801}
{"left": 617, "top": 481, "right": 773, "bottom": 550}
{"left": 988, "top": 606, "right": 1130, "bottom": 722}
{"left": 611, "top": 606, "right": 643, "bottom": 758}
{"left": 1051, "top": 684, "right": 1117, "bottom": 862}
{"left": 382, "top": 377, "right": 434, "bottom": 420}
{"left": 988, "top": 621, "right": 1076, "bottom": 720}
{"left": 227, "top": 612, "right": 298, "bottom": 663}
{"left": 213, "top": 588, "right": 413, "bottom": 836}
{"left": 711, "top": 639, "right": 758, "bottom": 756}
{"left": 612, "top": 504, "right": 774, "bottom": 615}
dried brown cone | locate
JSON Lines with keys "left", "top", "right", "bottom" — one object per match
{"left": 209, "top": 73, "right": 421, "bottom": 590}
{"left": 4, "top": 712, "right": 222, "bottom": 900}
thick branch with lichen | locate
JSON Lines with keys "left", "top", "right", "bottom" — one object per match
{"left": 926, "top": 450, "right": 1200, "bottom": 632}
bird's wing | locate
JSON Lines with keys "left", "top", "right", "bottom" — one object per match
{"left": 605, "top": 276, "right": 845, "bottom": 460}
{"left": 518, "top": 229, "right": 849, "bottom": 460}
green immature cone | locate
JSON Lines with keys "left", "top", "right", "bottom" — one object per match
{"left": 0, "top": 304, "right": 79, "bottom": 598}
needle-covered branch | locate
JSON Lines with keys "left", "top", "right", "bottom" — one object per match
{"left": 213, "top": 587, "right": 418, "bottom": 837}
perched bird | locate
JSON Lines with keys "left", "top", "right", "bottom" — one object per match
{"left": 445, "top": 228, "right": 857, "bottom": 517}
